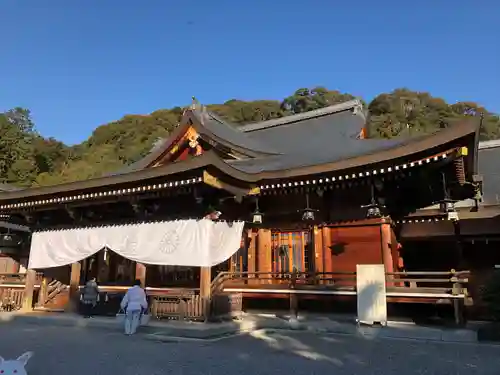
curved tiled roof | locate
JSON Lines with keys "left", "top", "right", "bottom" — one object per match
{"left": 478, "top": 141, "right": 500, "bottom": 204}
{"left": 0, "top": 99, "right": 480, "bottom": 203}
{"left": 0, "top": 183, "right": 24, "bottom": 192}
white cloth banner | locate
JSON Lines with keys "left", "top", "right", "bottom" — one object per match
{"left": 28, "top": 219, "right": 245, "bottom": 269}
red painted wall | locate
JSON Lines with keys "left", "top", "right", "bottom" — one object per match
{"left": 326, "top": 225, "right": 384, "bottom": 273}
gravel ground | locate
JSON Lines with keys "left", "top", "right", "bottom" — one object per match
{"left": 0, "top": 323, "right": 499, "bottom": 375}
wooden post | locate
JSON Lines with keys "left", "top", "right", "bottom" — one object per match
{"left": 247, "top": 230, "right": 256, "bottom": 279}
{"left": 135, "top": 262, "right": 147, "bottom": 287}
{"left": 37, "top": 277, "right": 48, "bottom": 308}
{"left": 66, "top": 262, "right": 81, "bottom": 312}
{"left": 380, "top": 223, "right": 394, "bottom": 272}
{"left": 21, "top": 269, "right": 37, "bottom": 311}
{"left": 313, "top": 226, "right": 323, "bottom": 285}
{"left": 452, "top": 277, "right": 466, "bottom": 326}
{"left": 257, "top": 229, "right": 272, "bottom": 282}
{"left": 322, "top": 227, "right": 332, "bottom": 284}
{"left": 289, "top": 268, "right": 298, "bottom": 318}
{"left": 380, "top": 222, "right": 394, "bottom": 287}
{"left": 199, "top": 266, "right": 212, "bottom": 320}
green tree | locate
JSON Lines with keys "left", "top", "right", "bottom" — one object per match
{"left": 281, "top": 87, "right": 356, "bottom": 114}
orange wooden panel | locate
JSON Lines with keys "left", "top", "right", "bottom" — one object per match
{"left": 300, "top": 232, "right": 304, "bottom": 271}
{"left": 322, "top": 227, "right": 332, "bottom": 274}
{"left": 314, "top": 227, "right": 324, "bottom": 274}
{"left": 247, "top": 231, "right": 256, "bottom": 275}
{"left": 257, "top": 229, "right": 272, "bottom": 274}
{"left": 327, "top": 225, "right": 383, "bottom": 273}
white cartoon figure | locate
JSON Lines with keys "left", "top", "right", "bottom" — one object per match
{"left": 0, "top": 352, "right": 34, "bottom": 375}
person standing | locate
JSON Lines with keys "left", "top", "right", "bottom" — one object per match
{"left": 80, "top": 277, "right": 99, "bottom": 318}
{"left": 120, "top": 279, "right": 148, "bottom": 335}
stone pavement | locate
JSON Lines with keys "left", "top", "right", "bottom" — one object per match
{"left": 0, "top": 310, "right": 478, "bottom": 343}
{"left": 1, "top": 323, "right": 499, "bottom": 375}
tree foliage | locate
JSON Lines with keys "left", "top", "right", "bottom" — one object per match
{"left": 1, "top": 88, "right": 498, "bottom": 188}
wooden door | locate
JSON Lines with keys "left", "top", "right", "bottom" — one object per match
{"left": 271, "top": 231, "right": 311, "bottom": 273}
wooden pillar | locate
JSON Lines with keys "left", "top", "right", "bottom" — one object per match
{"left": 380, "top": 222, "right": 394, "bottom": 287}
{"left": 199, "top": 266, "right": 211, "bottom": 319}
{"left": 313, "top": 226, "right": 323, "bottom": 284}
{"left": 21, "top": 269, "right": 37, "bottom": 311}
{"left": 390, "top": 226, "right": 404, "bottom": 287}
{"left": 322, "top": 227, "right": 332, "bottom": 284}
{"left": 37, "top": 277, "right": 48, "bottom": 308}
{"left": 135, "top": 262, "right": 147, "bottom": 287}
{"left": 247, "top": 230, "right": 256, "bottom": 279}
{"left": 66, "top": 262, "right": 81, "bottom": 312}
{"left": 380, "top": 223, "right": 394, "bottom": 273}
{"left": 257, "top": 229, "right": 272, "bottom": 282}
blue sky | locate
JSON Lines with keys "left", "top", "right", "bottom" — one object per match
{"left": 1, "top": 0, "right": 499, "bottom": 145}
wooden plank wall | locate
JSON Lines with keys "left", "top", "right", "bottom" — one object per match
{"left": 0, "top": 255, "right": 19, "bottom": 273}
{"left": 257, "top": 229, "right": 272, "bottom": 274}
{"left": 326, "top": 224, "right": 384, "bottom": 273}
{"left": 252, "top": 220, "right": 399, "bottom": 277}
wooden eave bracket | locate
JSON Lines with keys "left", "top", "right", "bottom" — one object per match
{"left": 202, "top": 171, "right": 260, "bottom": 200}
{"left": 456, "top": 146, "right": 469, "bottom": 157}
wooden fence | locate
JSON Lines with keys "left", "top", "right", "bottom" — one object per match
{"left": 0, "top": 286, "right": 24, "bottom": 311}
{"left": 150, "top": 293, "right": 206, "bottom": 321}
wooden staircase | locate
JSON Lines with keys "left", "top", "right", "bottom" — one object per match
{"left": 35, "top": 279, "right": 69, "bottom": 311}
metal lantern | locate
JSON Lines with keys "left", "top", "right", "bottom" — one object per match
{"left": 299, "top": 193, "right": 319, "bottom": 221}
{"left": 252, "top": 198, "right": 263, "bottom": 224}
{"left": 367, "top": 206, "right": 382, "bottom": 218}
{"left": 302, "top": 209, "right": 316, "bottom": 221}
{"left": 252, "top": 212, "right": 263, "bottom": 224}
{"left": 439, "top": 200, "right": 455, "bottom": 213}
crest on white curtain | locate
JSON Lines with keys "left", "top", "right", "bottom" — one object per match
{"left": 0, "top": 351, "right": 34, "bottom": 375}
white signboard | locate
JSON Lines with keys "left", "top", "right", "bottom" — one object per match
{"left": 356, "top": 264, "right": 387, "bottom": 326}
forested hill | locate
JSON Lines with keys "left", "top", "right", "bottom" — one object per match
{"left": 1, "top": 87, "right": 499, "bottom": 188}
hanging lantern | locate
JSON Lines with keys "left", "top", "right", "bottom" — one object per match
{"left": 252, "top": 198, "right": 263, "bottom": 224}
{"left": 302, "top": 209, "right": 316, "bottom": 221}
{"left": 439, "top": 200, "right": 455, "bottom": 213}
{"left": 367, "top": 206, "right": 382, "bottom": 218}
{"left": 298, "top": 193, "right": 319, "bottom": 221}
{"left": 362, "top": 183, "right": 385, "bottom": 218}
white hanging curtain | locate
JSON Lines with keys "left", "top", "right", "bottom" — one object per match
{"left": 28, "top": 219, "right": 245, "bottom": 269}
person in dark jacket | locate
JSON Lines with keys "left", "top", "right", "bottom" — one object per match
{"left": 80, "top": 277, "right": 99, "bottom": 318}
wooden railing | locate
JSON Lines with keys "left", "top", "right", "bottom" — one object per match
{"left": 210, "top": 269, "right": 470, "bottom": 325}
{"left": 74, "top": 285, "right": 205, "bottom": 320}
{"left": 150, "top": 292, "right": 206, "bottom": 321}
{"left": 211, "top": 270, "right": 469, "bottom": 297}
{"left": 0, "top": 286, "right": 24, "bottom": 311}
{"left": 0, "top": 273, "right": 44, "bottom": 312}
{"left": 0, "top": 272, "right": 43, "bottom": 286}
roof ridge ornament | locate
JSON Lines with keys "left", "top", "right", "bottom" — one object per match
{"left": 352, "top": 102, "right": 366, "bottom": 119}
{"left": 190, "top": 96, "right": 202, "bottom": 111}
{"left": 190, "top": 96, "right": 209, "bottom": 125}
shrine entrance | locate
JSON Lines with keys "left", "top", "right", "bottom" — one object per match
{"left": 271, "top": 230, "right": 313, "bottom": 274}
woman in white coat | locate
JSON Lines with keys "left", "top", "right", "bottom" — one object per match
{"left": 120, "top": 279, "right": 148, "bottom": 335}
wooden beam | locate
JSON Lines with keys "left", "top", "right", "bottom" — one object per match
{"left": 313, "top": 226, "right": 323, "bottom": 284}
{"left": 135, "top": 262, "right": 147, "bottom": 287}
{"left": 199, "top": 266, "right": 211, "bottom": 320}
{"left": 257, "top": 229, "right": 272, "bottom": 282}
{"left": 247, "top": 230, "right": 256, "bottom": 278}
{"left": 66, "top": 262, "right": 81, "bottom": 312}
{"left": 21, "top": 269, "right": 37, "bottom": 311}
{"left": 202, "top": 171, "right": 260, "bottom": 198}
